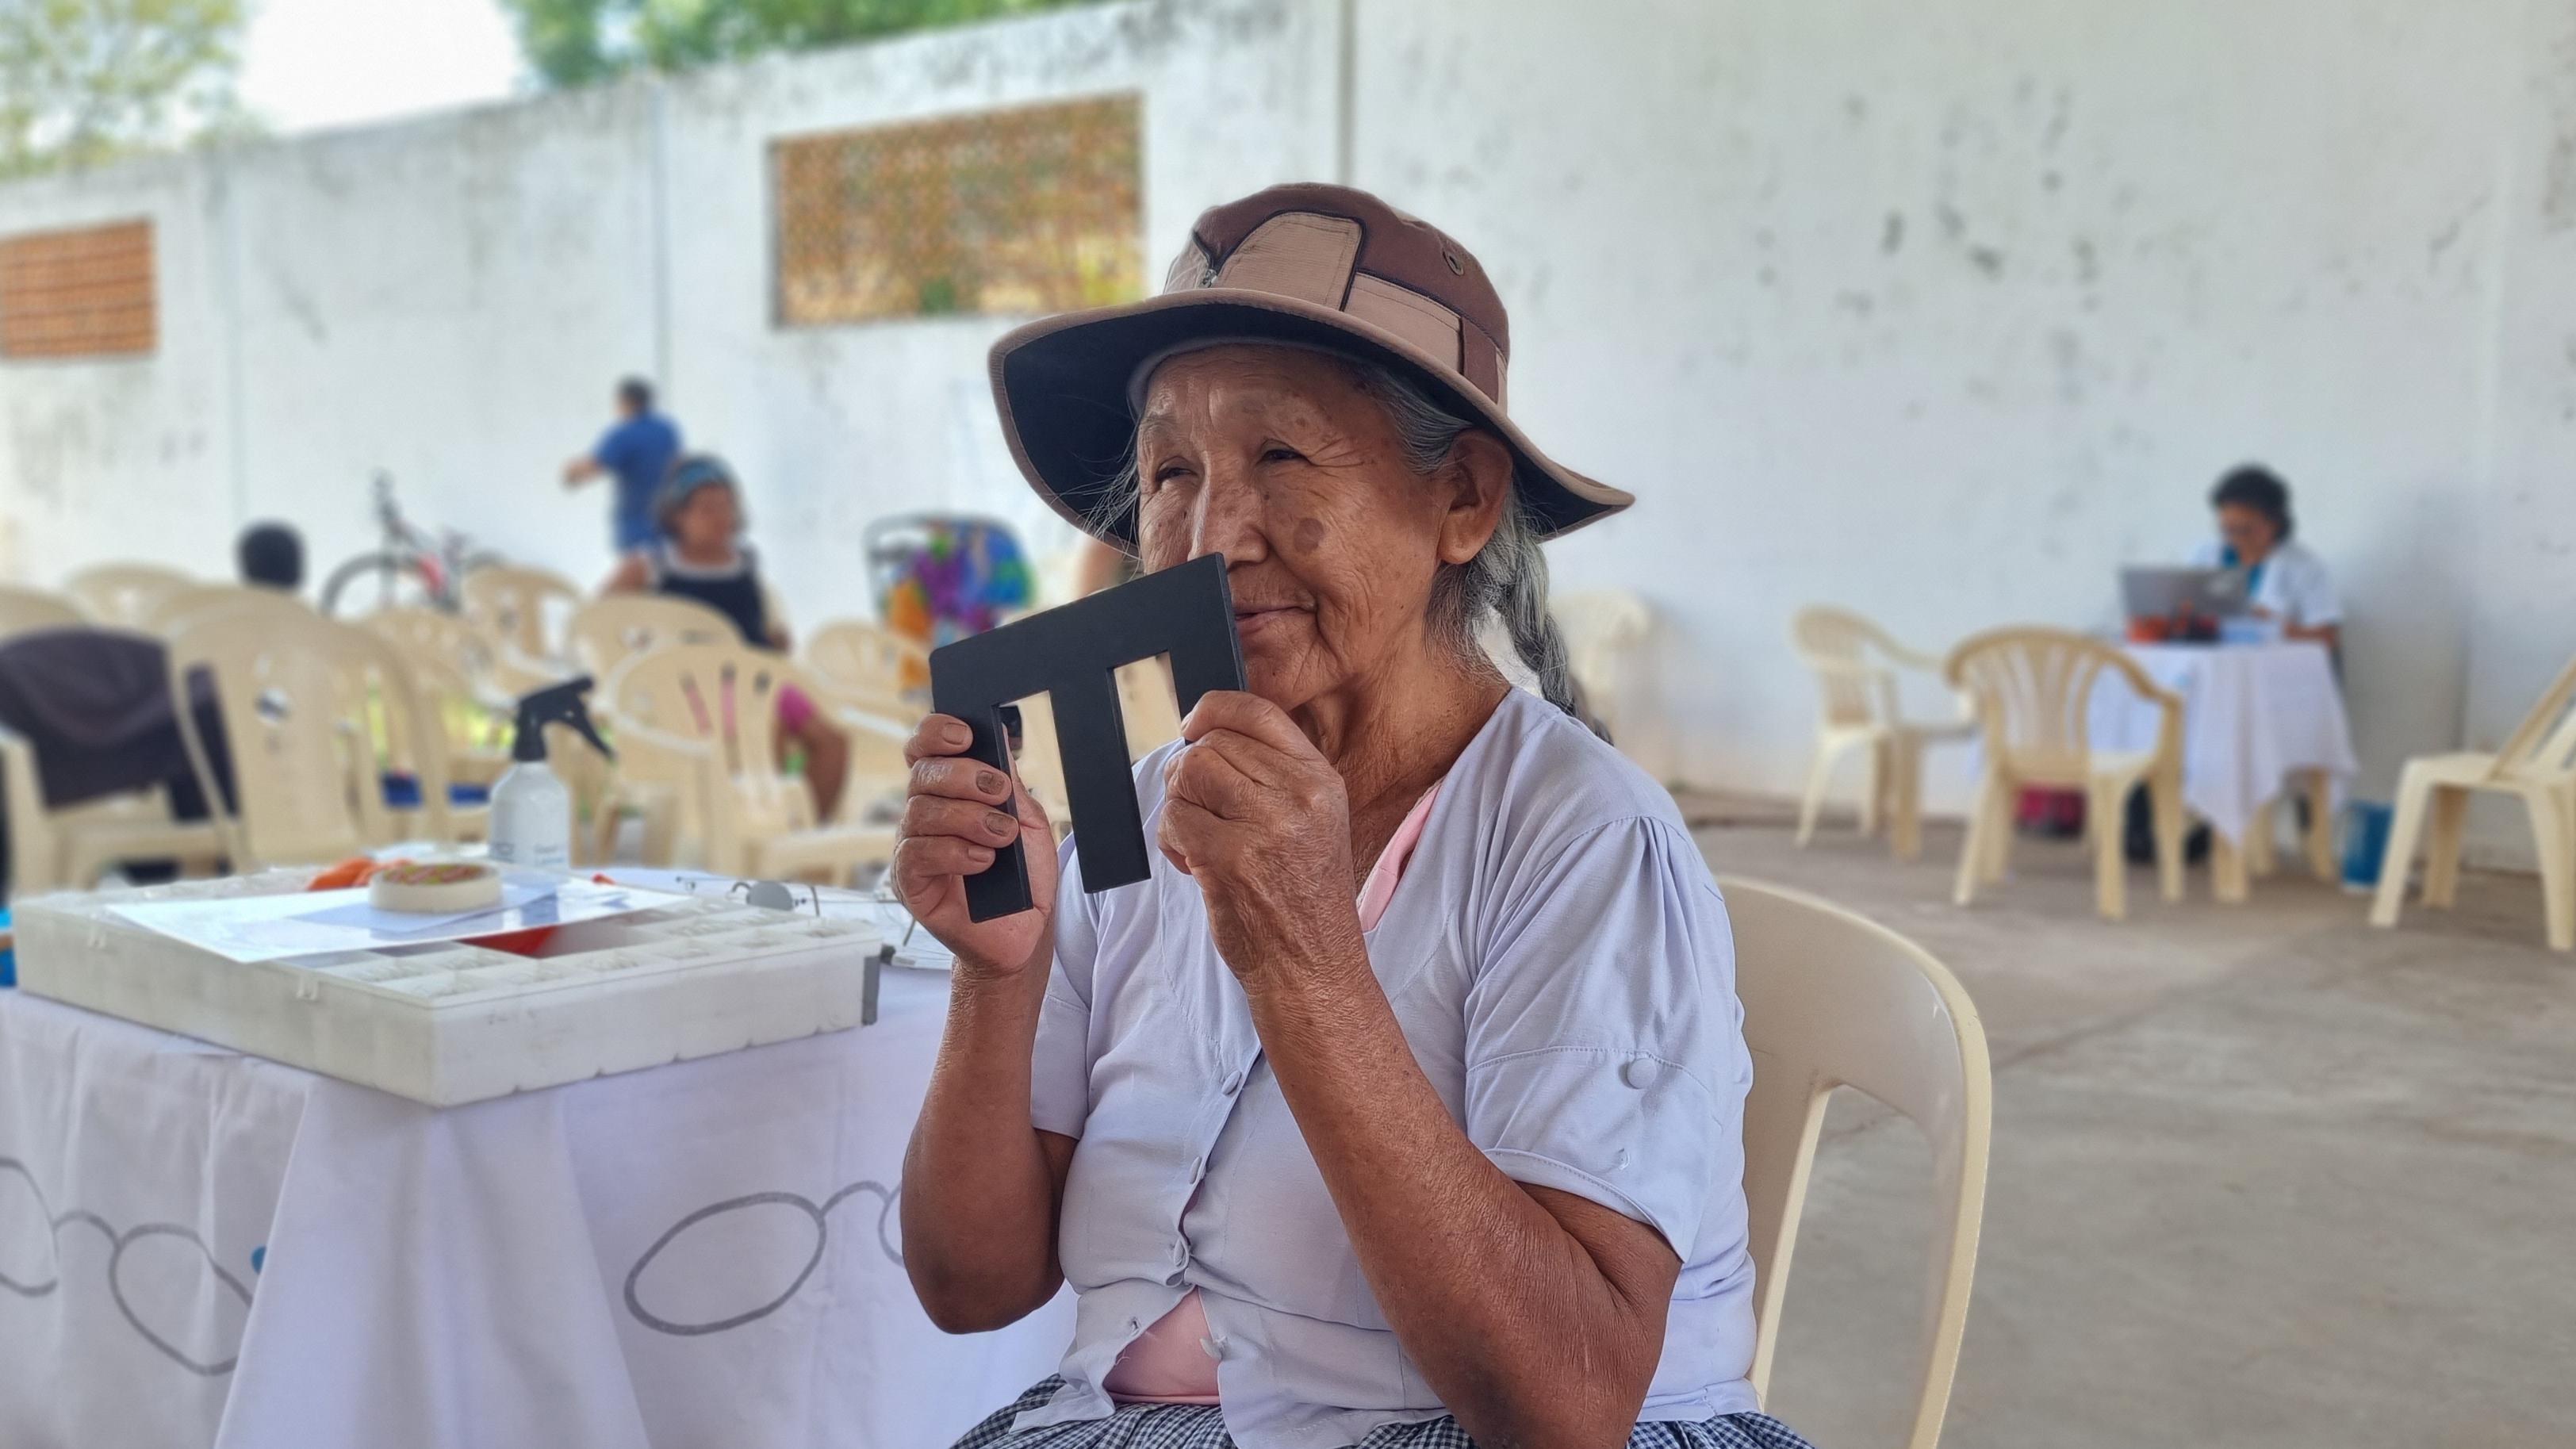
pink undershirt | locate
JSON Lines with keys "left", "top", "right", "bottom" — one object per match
{"left": 1102, "top": 780, "right": 1443, "bottom": 1405}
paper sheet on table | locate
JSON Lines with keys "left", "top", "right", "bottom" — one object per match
{"left": 589, "top": 869, "right": 953, "bottom": 971}
{"left": 109, "top": 873, "right": 669, "bottom": 963}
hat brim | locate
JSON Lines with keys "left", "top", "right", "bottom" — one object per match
{"left": 988, "top": 289, "right": 1633, "bottom": 546}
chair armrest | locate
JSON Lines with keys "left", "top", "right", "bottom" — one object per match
{"left": 489, "top": 644, "right": 574, "bottom": 696}
{"left": 2099, "top": 651, "right": 2187, "bottom": 761}
{"left": 811, "top": 687, "right": 917, "bottom": 734}
{"left": 611, "top": 720, "right": 732, "bottom": 866}
{"left": 1799, "top": 657, "right": 1892, "bottom": 681}
{"left": 611, "top": 719, "right": 719, "bottom": 774}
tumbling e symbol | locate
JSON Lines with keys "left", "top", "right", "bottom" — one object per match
{"left": 0, "top": 1157, "right": 253, "bottom": 1377}
{"left": 623, "top": 1179, "right": 903, "bottom": 1337}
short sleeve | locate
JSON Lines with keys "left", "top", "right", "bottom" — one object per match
{"left": 2288, "top": 552, "right": 2342, "bottom": 627}
{"left": 1461, "top": 817, "right": 1742, "bottom": 1255}
{"left": 1029, "top": 831, "right": 1097, "bottom": 1139}
{"left": 593, "top": 423, "right": 629, "bottom": 470}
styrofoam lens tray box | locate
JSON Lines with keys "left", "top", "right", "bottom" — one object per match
{"left": 13, "top": 871, "right": 881, "bottom": 1106}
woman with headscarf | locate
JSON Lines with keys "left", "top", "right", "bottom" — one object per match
{"left": 602, "top": 454, "right": 849, "bottom": 819}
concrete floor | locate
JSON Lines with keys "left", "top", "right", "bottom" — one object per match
{"left": 1694, "top": 815, "right": 2576, "bottom": 1448}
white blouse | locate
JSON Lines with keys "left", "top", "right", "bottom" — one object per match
{"left": 1015, "top": 688, "right": 1760, "bottom": 1447}
{"left": 2189, "top": 538, "right": 2343, "bottom": 629}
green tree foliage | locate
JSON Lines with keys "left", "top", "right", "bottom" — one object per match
{"left": 498, "top": 0, "right": 1107, "bottom": 88}
{"left": 0, "top": 0, "right": 248, "bottom": 178}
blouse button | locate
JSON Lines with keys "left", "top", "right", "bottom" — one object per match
{"left": 1189, "top": 1154, "right": 1207, "bottom": 1184}
{"left": 1169, "top": 1239, "right": 1188, "bottom": 1267}
{"left": 1126, "top": 1317, "right": 1141, "bottom": 1335}
{"left": 1620, "top": 1058, "right": 1661, "bottom": 1090}
{"left": 1221, "top": 1068, "right": 1245, "bottom": 1096}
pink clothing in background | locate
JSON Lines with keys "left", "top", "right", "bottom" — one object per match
{"left": 775, "top": 681, "right": 817, "bottom": 734}
{"left": 1102, "top": 780, "right": 1443, "bottom": 1406}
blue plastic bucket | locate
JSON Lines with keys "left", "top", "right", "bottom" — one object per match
{"left": 2341, "top": 802, "right": 2394, "bottom": 892}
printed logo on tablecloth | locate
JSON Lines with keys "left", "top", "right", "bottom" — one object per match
{"left": 623, "top": 1178, "right": 903, "bottom": 1336}
{"left": 0, "top": 1157, "right": 252, "bottom": 1376}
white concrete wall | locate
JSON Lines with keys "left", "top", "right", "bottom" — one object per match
{"left": 2455, "top": 0, "right": 2576, "bottom": 863}
{"left": 222, "top": 81, "right": 667, "bottom": 585}
{"left": 653, "top": 0, "right": 1338, "bottom": 625}
{"left": 0, "top": 0, "right": 1333, "bottom": 610}
{"left": 0, "top": 153, "right": 247, "bottom": 578}
{"left": 2, "top": 0, "right": 2568, "bottom": 841}
{"left": 1351, "top": 0, "right": 2524, "bottom": 807}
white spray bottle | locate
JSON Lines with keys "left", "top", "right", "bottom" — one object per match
{"left": 488, "top": 676, "right": 612, "bottom": 871}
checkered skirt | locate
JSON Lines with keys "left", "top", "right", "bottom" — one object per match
{"left": 952, "top": 1379, "right": 1815, "bottom": 1449}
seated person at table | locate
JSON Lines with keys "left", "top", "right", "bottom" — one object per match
{"left": 898, "top": 184, "right": 1800, "bottom": 1449}
{"left": 0, "top": 523, "right": 304, "bottom": 892}
{"left": 2190, "top": 465, "right": 2340, "bottom": 650}
{"left": 602, "top": 454, "right": 847, "bottom": 820}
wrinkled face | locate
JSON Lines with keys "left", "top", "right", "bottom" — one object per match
{"left": 669, "top": 482, "right": 740, "bottom": 553}
{"left": 1132, "top": 345, "right": 1498, "bottom": 711}
{"left": 2216, "top": 501, "right": 2277, "bottom": 560}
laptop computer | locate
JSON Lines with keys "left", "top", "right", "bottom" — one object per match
{"left": 2121, "top": 565, "right": 2250, "bottom": 621}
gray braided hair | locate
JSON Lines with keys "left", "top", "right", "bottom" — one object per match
{"left": 1094, "top": 356, "right": 1581, "bottom": 718}
{"left": 1349, "top": 364, "right": 1581, "bottom": 718}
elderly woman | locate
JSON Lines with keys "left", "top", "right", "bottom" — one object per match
{"left": 896, "top": 186, "right": 1801, "bottom": 1449}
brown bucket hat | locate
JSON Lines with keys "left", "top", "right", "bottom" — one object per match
{"left": 988, "top": 182, "right": 1633, "bottom": 546}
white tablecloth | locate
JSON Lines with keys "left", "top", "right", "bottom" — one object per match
{"left": 0, "top": 971, "right": 1071, "bottom": 1449}
{"left": 2090, "top": 642, "right": 2358, "bottom": 844}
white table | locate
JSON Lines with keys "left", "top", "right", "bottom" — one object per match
{"left": 0, "top": 970, "right": 1070, "bottom": 1449}
{"left": 2091, "top": 641, "right": 2358, "bottom": 897}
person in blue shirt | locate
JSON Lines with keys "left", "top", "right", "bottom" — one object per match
{"left": 562, "top": 377, "right": 681, "bottom": 554}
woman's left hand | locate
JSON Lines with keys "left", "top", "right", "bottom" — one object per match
{"left": 1159, "top": 691, "right": 1363, "bottom": 986}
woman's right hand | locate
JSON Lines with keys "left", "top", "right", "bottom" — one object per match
{"left": 895, "top": 713, "right": 1059, "bottom": 979}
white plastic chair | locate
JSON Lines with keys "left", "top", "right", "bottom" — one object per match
{"left": 145, "top": 583, "right": 310, "bottom": 637}
{"left": 324, "top": 623, "right": 477, "bottom": 849}
{"left": 167, "top": 601, "right": 387, "bottom": 869}
{"left": 1945, "top": 627, "right": 2185, "bottom": 921}
{"left": 1117, "top": 657, "right": 1186, "bottom": 760}
{"left": 1006, "top": 692, "right": 1075, "bottom": 837}
{"left": 461, "top": 564, "right": 581, "bottom": 660}
{"left": 569, "top": 592, "right": 742, "bottom": 682}
{"left": 2371, "top": 649, "right": 2576, "bottom": 952}
{"left": 1552, "top": 589, "right": 1655, "bottom": 742}
{"left": 364, "top": 607, "right": 514, "bottom": 788}
{"left": 52, "top": 793, "right": 233, "bottom": 891}
{"left": 805, "top": 618, "right": 930, "bottom": 714}
{"left": 52, "top": 592, "right": 324, "bottom": 886}
{"left": 1790, "top": 607, "right": 1975, "bottom": 861}
{"left": 572, "top": 594, "right": 752, "bottom": 858}
{"left": 599, "top": 642, "right": 896, "bottom": 881}
{"left": 63, "top": 562, "right": 193, "bottom": 629}
{"left": 0, "top": 585, "right": 88, "bottom": 640}
{"left": 1724, "top": 875, "right": 1991, "bottom": 1449}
